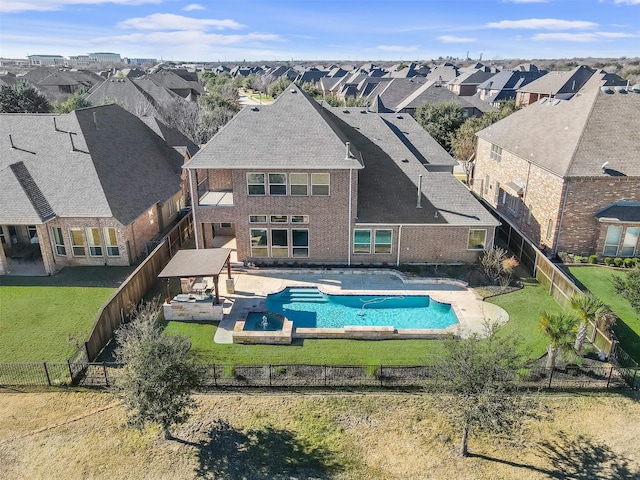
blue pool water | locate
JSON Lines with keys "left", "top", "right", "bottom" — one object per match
{"left": 263, "top": 287, "right": 458, "bottom": 329}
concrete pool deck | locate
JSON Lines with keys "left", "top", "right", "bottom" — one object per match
{"left": 200, "top": 268, "right": 508, "bottom": 344}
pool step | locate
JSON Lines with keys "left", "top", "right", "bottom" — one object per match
{"left": 275, "top": 288, "right": 328, "bottom": 303}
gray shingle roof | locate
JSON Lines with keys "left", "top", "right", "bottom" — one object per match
{"left": 517, "top": 65, "right": 595, "bottom": 95}
{"left": 476, "top": 87, "right": 640, "bottom": 177}
{"left": 594, "top": 202, "right": 640, "bottom": 222}
{"left": 0, "top": 104, "right": 184, "bottom": 225}
{"left": 184, "top": 83, "right": 363, "bottom": 170}
{"left": 326, "top": 108, "right": 497, "bottom": 226}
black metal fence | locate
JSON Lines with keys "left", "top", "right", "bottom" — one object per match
{"left": 1, "top": 362, "right": 637, "bottom": 390}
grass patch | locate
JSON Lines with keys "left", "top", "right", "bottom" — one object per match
{"left": 568, "top": 266, "right": 640, "bottom": 362}
{"left": 0, "top": 286, "right": 115, "bottom": 361}
{"left": 1, "top": 391, "right": 638, "bottom": 479}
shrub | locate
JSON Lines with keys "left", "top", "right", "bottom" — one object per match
{"left": 604, "top": 257, "right": 613, "bottom": 266}
{"left": 624, "top": 258, "right": 634, "bottom": 268}
{"left": 588, "top": 255, "right": 598, "bottom": 264}
{"left": 614, "top": 258, "right": 624, "bottom": 268}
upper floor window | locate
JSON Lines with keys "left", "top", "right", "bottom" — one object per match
{"left": 490, "top": 144, "right": 502, "bottom": 163}
{"left": 468, "top": 229, "right": 487, "bottom": 251}
{"left": 270, "top": 215, "right": 288, "bottom": 223}
{"left": 86, "top": 227, "right": 103, "bottom": 256}
{"left": 104, "top": 227, "right": 120, "bottom": 257}
{"left": 249, "top": 215, "right": 267, "bottom": 224}
{"left": 268, "top": 173, "right": 287, "bottom": 196}
{"left": 247, "top": 173, "right": 266, "bottom": 196}
{"left": 290, "top": 173, "right": 308, "bottom": 196}
{"left": 291, "top": 215, "right": 309, "bottom": 224}
{"left": 311, "top": 173, "right": 330, "bottom": 196}
{"left": 69, "top": 228, "right": 85, "bottom": 256}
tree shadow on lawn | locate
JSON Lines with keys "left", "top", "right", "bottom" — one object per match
{"left": 0, "top": 266, "right": 135, "bottom": 288}
{"left": 470, "top": 430, "right": 638, "bottom": 479}
{"left": 174, "top": 419, "right": 344, "bottom": 480}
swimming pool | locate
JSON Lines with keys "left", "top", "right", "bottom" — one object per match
{"left": 264, "top": 287, "right": 458, "bottom": 330}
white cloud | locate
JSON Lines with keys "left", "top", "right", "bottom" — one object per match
{"left": 182, "top": 3, "right": 204, "bottom": 11}
{"left": 437, "top": 35, "right": 477, "bottom": 43}
{"left": 1, "top": 0, "right": 163, "bottom": 13}
{"left": 487, "top": 18, "right": 598, "bottom": 30}
{"left": 614, "top": 0, "right": 640, "bottom": 4}
{"left": 376, "top": 45, "right": 420, "bottom": 52}
{"left": 533, "top": 31, "right": 640, "bottom": 41}
{"left": 117, "top": 14, "right": 244, "bottom": 31}
{"left": 94, "top": 30, "right": 281, "bottom": 47}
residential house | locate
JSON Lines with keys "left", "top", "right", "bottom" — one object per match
{"left": 184, "top": 84, "right": 498, "bottom": 266}
{"left": 516, "top": 65, "right": 625, "bottom": 106}
{"left": 475, "top": 69, "right": 547, "bottom": 105}
{"left": 471, "top": 83, "right": 640, "bottom": 258}
{"left": 447, "top": 69, "right": 499, "bottom": 96}
{"left": 0, "top": 104, "right": 188, "bottom": 275}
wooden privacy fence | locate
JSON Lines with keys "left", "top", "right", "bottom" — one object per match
{"left": 69, "top": 214, "right": 193, "bottom": 365}
{"left": 1, "top": 362, "right": 637, "bottom": 390}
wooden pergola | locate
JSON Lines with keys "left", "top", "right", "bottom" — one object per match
{"left": 158, "top": 248, "right": 232, "bottom": 305}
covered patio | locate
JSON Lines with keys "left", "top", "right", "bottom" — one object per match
{"left": 158, "top": 248, "right": 233, "bottom": 321}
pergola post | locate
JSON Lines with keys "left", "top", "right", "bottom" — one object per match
{"left": 165, "top": 278, "right": 171, "bottom": 303}
{"left": 213, "top": 275, "right": 220, "bottom": 304}
{"left": 226, "top": 256, "right": 231, "bottom": 278}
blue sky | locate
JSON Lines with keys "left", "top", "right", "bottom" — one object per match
{"left": 1, "top": 0, "right": 638, "bottom": 62}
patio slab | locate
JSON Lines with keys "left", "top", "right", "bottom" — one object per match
{"left": 202, "top": 269, "right": 508, "bottom": 344}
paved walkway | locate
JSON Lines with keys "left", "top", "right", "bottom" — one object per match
{"left": 205, "top": 269, "right": 507, "bottom": 344}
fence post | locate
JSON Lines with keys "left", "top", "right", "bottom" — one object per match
{"left": 379, "top": 365, "right": 383, "bottom": 387}
{"left": 43, "top": 362, "right": 51, "bottom": 386}
{"left": 269, "top": 365, "right": 272, "bottom": 387}
{"left": 548, "top": 368, "right": 554, "bottom": 389}
{"left": 103, "top": 363, "right": 109, "bottom": 387}
{"left": 84, "top": 342, "right": 91, "bottom": 363}
{"left": 606, "top": 366, "right": 613, "bottom": 388}
{"left": 212, "top": 364, "right": 217, "bottom": 387}
{"left": 67, "top": 359, "right": 73, "bottom": 382}
{"left": 324, "top": 365, "right": 327, "bottom": 388}
{"left": 549, "top": 269, "right": 556, "bottom": 295}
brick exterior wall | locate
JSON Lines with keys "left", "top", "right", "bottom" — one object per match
{"left": 192, "top": 167, "right": 495, "bottom": 265}
{"left": 473, "top": 137, "right": 640, "bottom": 257}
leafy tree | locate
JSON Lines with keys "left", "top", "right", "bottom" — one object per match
{"left": 0, "top": 82, "right": 52, "bottom": 113}
{"left": 570, "top": 292, "right": 610, "bottom": 355}
{"left": 538, "top": 312, "right": 578, "bottom": 369}
{"left": 53, "top": 91, "right": 91, "bottom": 113}
{"left": 432, "top": 322, "right": 537, "bottom": 457}
{"left": 613, "top": 265, "right": 640, "bottom": 314}
{"left": 267, "top": 76, "right": 290, "bottom": 98}
{"left": 414, "top": 101, "right": 465, "bottom": 152}
{"left": 300, "top": 81, "right": 319, "bottom": 97}
{"left": 114, "top": 299, "right": 204, "bottom": 439}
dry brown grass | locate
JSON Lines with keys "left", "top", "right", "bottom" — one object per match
{"left": 0, "top": 389, "right": 638, "bottom": 479}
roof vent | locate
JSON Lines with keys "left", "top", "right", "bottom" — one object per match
{"left": 251, "top": 107, "right": 259, "bottom": 111}
{"left": 396, "top": 115, "right": 404, "bottom": 119}
{"left": 290, "top": 88, "right": 296, "bottom": 93}
{"left": 600, "top": 86, "right": 614, "bottom": 94}
{"left": 360, "top": 110, "right": 367, "bottom": 114}
{"left": 343, "top": 109, "right": 350, "bottom": 113}
{"left": 552, "top": 99, "right": 561, "bottom": 106}
{"left": 401, "top": 159, "right": 409, "bottom": 163}
{"left": 615, "top": 86, "right": 627, "bottom": 94}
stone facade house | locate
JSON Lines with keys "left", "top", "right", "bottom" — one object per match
{"left": 184, "top": 84, "right": 499, "bottom": 266}
{"left": 0, "top": 104, "right": 190, "bottom": 275}
{"left": 471, "top": 84, "right": 640, "bottom": 258}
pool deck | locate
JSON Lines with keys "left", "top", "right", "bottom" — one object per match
{"left": 196, "top": 268, "right": 508, "bottom": 344}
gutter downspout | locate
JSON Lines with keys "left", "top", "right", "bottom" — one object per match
{"left": 554, "top": 180, "right": 570, "bottom": 255}
{"left": 396, "top": 225, "right": 403, "bottom": 267}
{"left": 348, "top": 168, "right": 352, "bottom": 266}
{"left": 188, "top": 169, "right": 200, "bottom": 249}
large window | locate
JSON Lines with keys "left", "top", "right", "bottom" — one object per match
{"left": 69, "top": 228, "right": 85, "bottom": 256}
{"left": 468, "top": 229, "right": 487, "bottom": 250}
{"left": 603, "top": 225, "right": 623, "bottom": 256}
{"left": 268, "top": 173, "right": 287, "bottom": 196}
{"left": 250, "top": 229, "right": 268, "bottom": 257}
{"left": 271, "top": 229, "right": 288, "bottom": 257}
{"left": 506, "top": 195, "right": 519, "bottom": 215}
{"left": 490, "top": 144, "right": 502, "bottom": 162}
{"left": 86, "top": 227, "right": 103, "bottom": 256}
{"left": 292, "top": 229, "right": 309, "bottom": 257}
{"left": 353, "top": 229, "right": 371, "bottom": 254}
{"left": 311, "top": 173, "right": 330, "bottom": 196}
{"left": 249, "top": 215, "right": 267, "bottom": 224}
{"left": 621, "top": 227, "right": 639, "bottom": 257}
{"left": 374, "top": 229, "right": 392, "bottom": 254}
{"left": 290, "top": 173, "right": 308, "bottom": 196}
{"left": 104, "top": 228, "right": 119, "bottom": 256}
{"left": 247, "top": 173, "right": 266, "bottom": 196}
{"left": 52, "top": 227, "right": 66, "bottom": 255}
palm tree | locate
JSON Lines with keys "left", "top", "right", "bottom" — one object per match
{"left": 538, "top": 311, "right": 579, "bottom": 370}
{"left": 570, "top": 292, "right": 609, "bottom": 355}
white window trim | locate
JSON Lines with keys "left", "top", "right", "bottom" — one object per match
{"left": 104, "top": 227, "right": 120, "bottom": 257}
{"left": 52, "top": 227, "right": 66, "bottom": 256}
{"left": 249, "top": 215, "right": 268, "bottom": 224}
{"left": 603, "top": 225, "right": 623, "bottom": 256}
{"left": 291, "top": 228, "right": 309, "bottom": 258}
{"left": 250, "top": 228, "right": 269, "bottom": 257}
{"left": 467, "top": 229, "right": 487, "bottom": 251}
{"left": 68, "top": 228, "right": 86, "bottom": 257}
{"left": 85, "top": 227, "right": 103, "bottom": 257}
{"left": 269, "top": 215, "right": 288, "bottom": 224}
{"left": 270, "top": 228, "right": 289, "bottom": 257}
{"left": 353, "top": 229, "right": 372, "bottom": 254}
{"left": 247, "top": 172, "right": 266, "bottom": 196}
{"left": 290, "top": 173, "right": 309, "bottom": 196}
{"left": 374, "top": 229, "right": 393, "bottom": 254}
{"left": 291, "top": 215, "right": 309, "bottom": 224}
{"left": 311, "top": 173, "right": 330, "bottom": 196}
{"left": 268, "top": 173, "right": 287, "bottom": 196}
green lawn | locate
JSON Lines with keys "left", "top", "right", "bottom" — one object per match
{"left": 0, "top": 286, "right": 115, "bottom": 361}
{"left": 164, "top": 279, "right": 559, "bottom": 365}
{"left": 568, "top": 266, "right": 640, "bottom": 362}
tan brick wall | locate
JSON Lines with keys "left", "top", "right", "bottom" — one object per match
{"left": 474, "top": 138, "right": 640, "bottom": 256}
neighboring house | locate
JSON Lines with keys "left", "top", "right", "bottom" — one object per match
{"left": 0, "top": 104, "right": 188, "bottom": 275}
{"left": 475, "top": 69, "right": 547, "bottom": 105}
{"left": 515, "top": 65, "right": 625, "bottom": 106}
{"left": 447, "top": 69, "right": 498, "bottom": 96}
{"left": 471, "top": 84, "right": 640, "bottom": 258}
{"left": 184, "top": 84, "right": 498, "bottom": 266}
